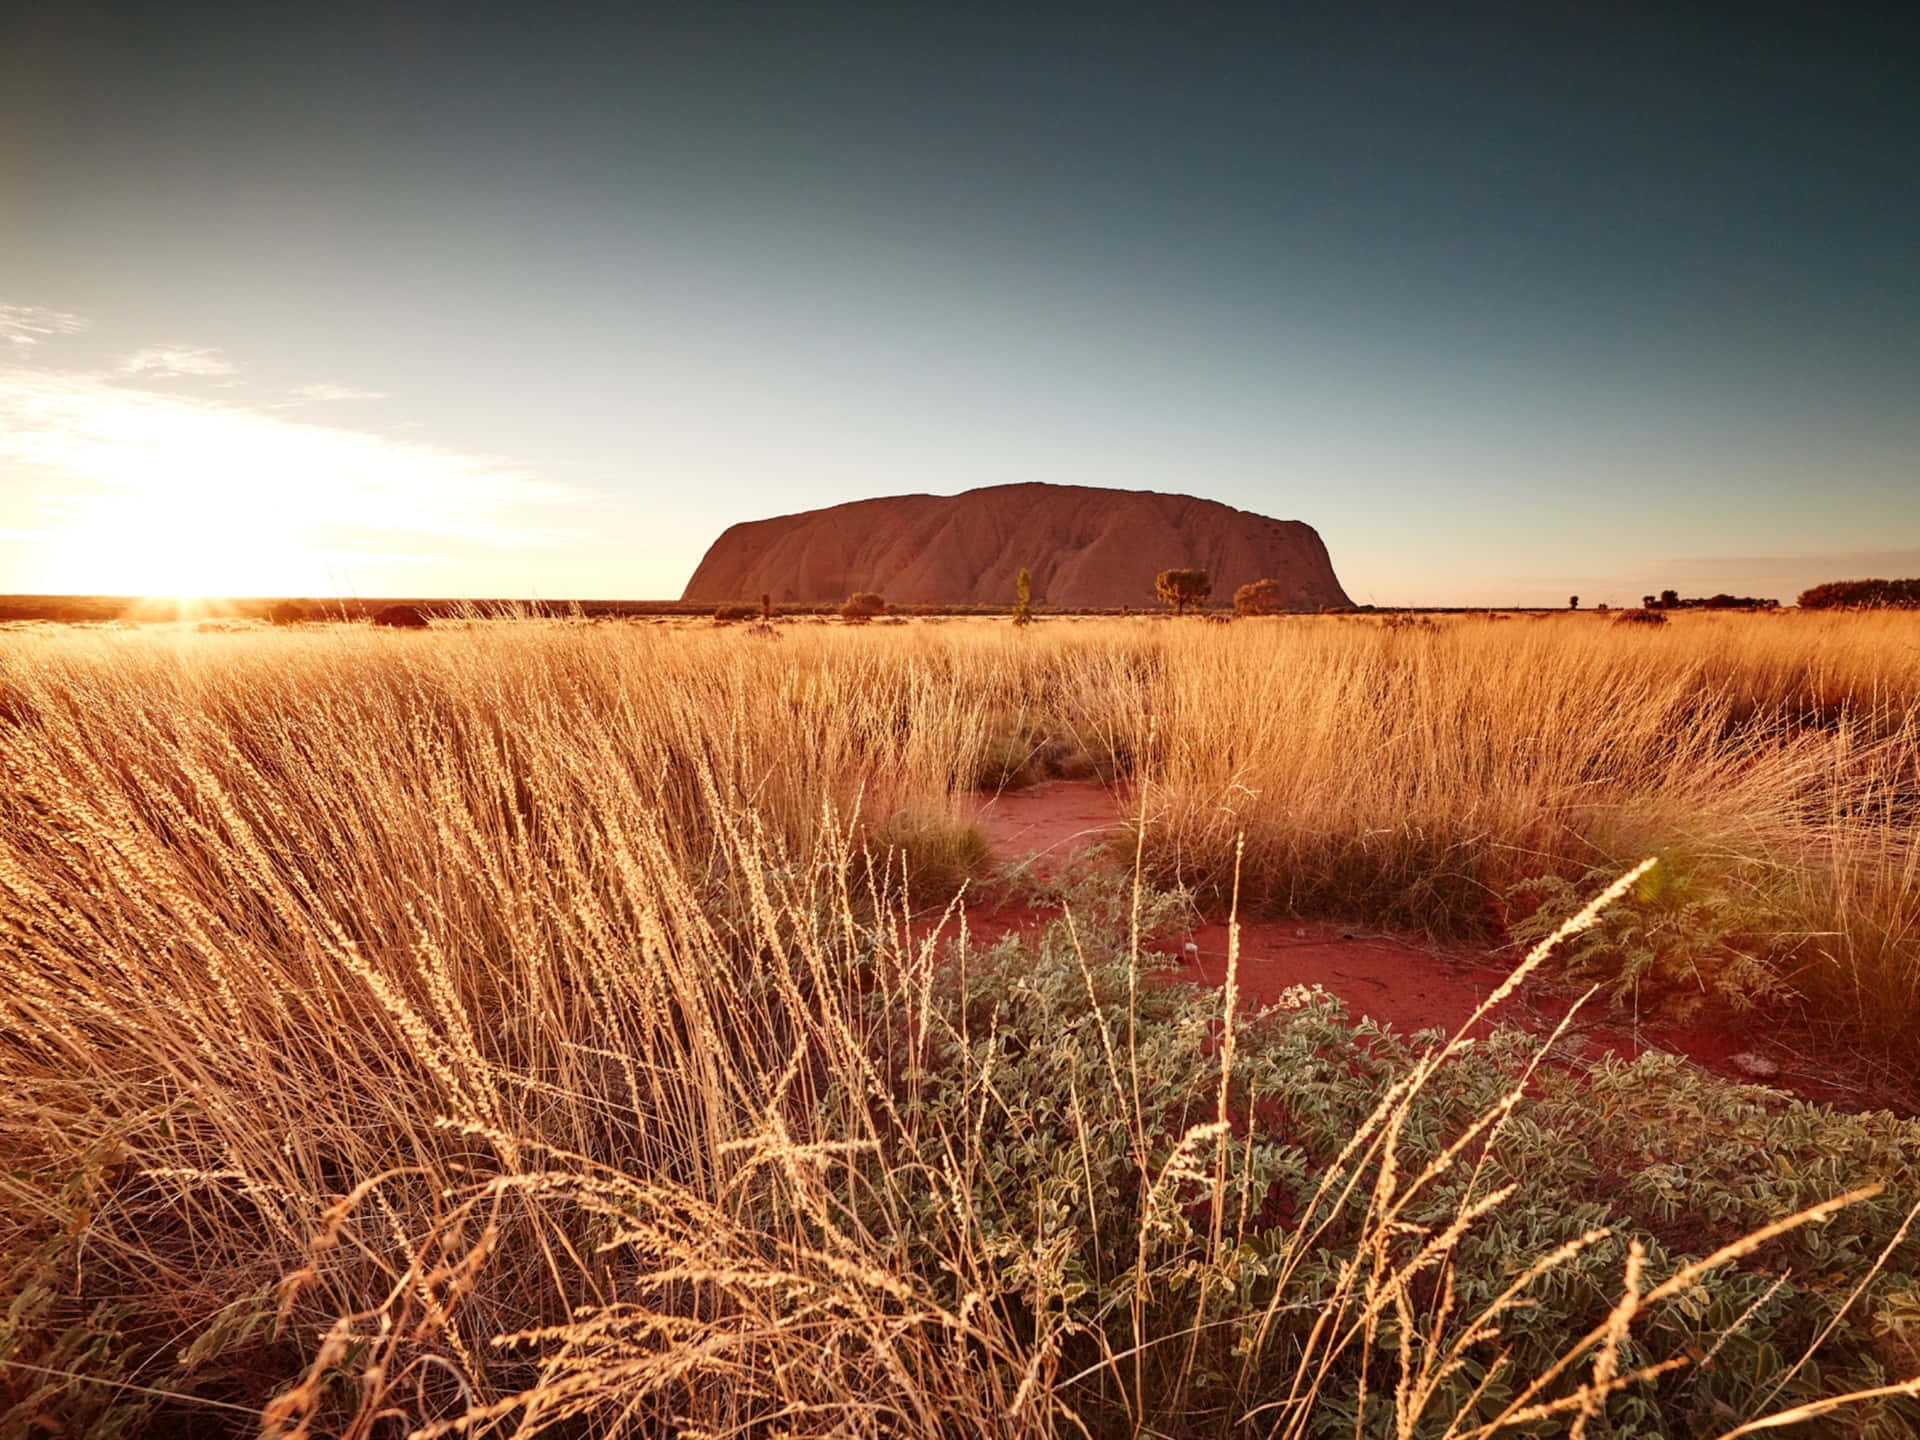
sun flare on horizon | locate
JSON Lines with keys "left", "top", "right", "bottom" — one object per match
{"left": 2, "top": 367, "right": 579, "bottom": 600}
{"left": 35, "top": 500, "right": 339, "bottom": 599}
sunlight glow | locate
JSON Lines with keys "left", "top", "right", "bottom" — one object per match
{"left": 0, "top": 369, "right": 582, "bottom": 597}
{"left": 36, "top": 492, "right": 337, "bottom": 599}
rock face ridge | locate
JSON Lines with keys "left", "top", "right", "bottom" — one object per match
{"left": 681, "top": 483, "right": 1351, "bottom": 610}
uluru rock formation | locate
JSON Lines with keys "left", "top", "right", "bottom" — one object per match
{"left": 682, "top": 483, "right": 1352, "bottom": 610}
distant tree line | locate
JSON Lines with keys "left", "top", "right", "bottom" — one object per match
{"left": 1640, "top": 590, "right": 1779, "bottom": 611}
{"left": 1796, "top": 578, "right": 1920, "bottom": 610}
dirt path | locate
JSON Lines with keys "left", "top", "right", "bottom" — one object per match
{"left": 964, "top": 780, "right": 1908, "bottom": 1113}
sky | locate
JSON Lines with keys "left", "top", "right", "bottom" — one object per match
{"left": 2, "top": 3, "right": 1916, "bottom": 607}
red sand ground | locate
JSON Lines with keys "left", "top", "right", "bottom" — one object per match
{"left": 963, "top": 780, "right": 1911, "bottom": 1113}
{"left": 969, "top": 781, "right": 1133, "bottom": 882}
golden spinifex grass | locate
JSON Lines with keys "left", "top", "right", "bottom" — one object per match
{"left": 0, "top": 615, "right": 1915, "bottom": 1437}
{"left": 1126, "top": 610, "right": 1920, "bottom": 1027}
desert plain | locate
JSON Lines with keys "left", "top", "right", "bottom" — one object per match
{"left": 1, "top": 604, "right": 1916, "bottom": 1436}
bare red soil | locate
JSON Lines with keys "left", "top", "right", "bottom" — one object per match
{"left": 1173, "top": 918, "right": 1513, "bottom": 1038}
{"left": 963, "top": 780, "right": 1913, "bottom": 1113}
{"left": 969, "top": 781, "right": 1133, "bottom": 882}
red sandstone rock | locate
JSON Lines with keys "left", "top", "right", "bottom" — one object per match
{"left": 681, "top": 483, "right": 1351, "bottom": 609}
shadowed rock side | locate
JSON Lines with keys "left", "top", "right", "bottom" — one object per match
{"left": 681, "top": 483, "right": 1352, "bottom": 609}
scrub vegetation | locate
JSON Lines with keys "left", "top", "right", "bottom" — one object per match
{"left": 0, "top": 612, "right": 1916, "bottom": 1437}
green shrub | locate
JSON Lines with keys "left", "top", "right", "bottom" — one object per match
{"left": 889, "top": 891, "right": 1920, "bottom": 1436}
{"left": 1508, "top": 861, "right": 1790, "bottom": 1014}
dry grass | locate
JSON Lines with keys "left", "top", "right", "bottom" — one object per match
{"left": 1127, "top": 612, "right": 1920, "bottom": 1029}
{"left": 0, "top": 614, "right": 1915, "bottom": 1436}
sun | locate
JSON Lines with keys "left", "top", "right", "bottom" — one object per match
{"left": 5, "top": 373, "right": 385, "bottom": 599}
{"left": 37, "top": 493, "right": 336, "bottom": 599}
{"left": 4, "top": 367, "right": 548, "bottom": 602}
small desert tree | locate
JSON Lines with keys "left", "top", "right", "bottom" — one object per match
{"left": 1154, "top": 568, "right": 1210, "bottom": 617}
{"left": 1233, "top": 578, "right": 1286, "bottom": 617}
{"left": 840, "top": 591, "right": 885, "bottom": 622}
{"left": 1012, "top": 568, "right": 1034, "bottom": 626}
{"left": 1569, "top": 595, "right": 1579, "bottom": 610}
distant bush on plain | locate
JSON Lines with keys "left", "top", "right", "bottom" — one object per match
{"left": 1799, "top": 577, "right": 1920, "bottom": 609}
{"left": 371, "top": 603, "right": 431, "bottom": 628}
{"left": 1232, "top": 577, "right": 1287, "bottom": 616}
{"left": 840, "top": 591, "right": 886, "bottom": 622}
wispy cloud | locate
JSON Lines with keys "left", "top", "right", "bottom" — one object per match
{"left": 117, "top": 345, "right": 237, "bottom": 378}
{"left": 288, "top": 382, "right": 388, "bottom": 402}
{"left": 0, "top": 304, "right": 88, "bottom": 351}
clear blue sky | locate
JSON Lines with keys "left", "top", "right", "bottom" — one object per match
{"left": 2, "top": 3, "right": 1915, "bottom": 605}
